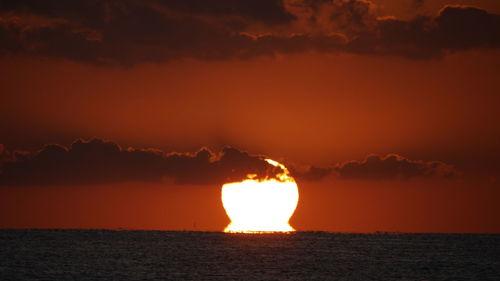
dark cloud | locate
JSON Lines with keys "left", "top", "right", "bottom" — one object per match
{"left": 0, "top": 139, "right": 461, "bottom": 186}
{"left": 154, "top": 0, "right": 294, "bottom": 24}
{"left": 0, "top": 0, "right": 292, "bottom": 25}
{"left": 436, "top": 5, "right": 500, "bottom": 50}
{"left": 335, "top": 154, "right": 460, "bottom": 180}
{"left": 353, "top": 5, "right": 500, "bottom": 58}
{"left": 289, "top": 164, "right": 333, "bottom": 182}
{"left": 288, "top": 153, "right": 459, "bottom": 181}
{"left": 0, "top": 0, "right": 296, "bottom": 64}
{"left": 283, "top": 0, "right": 377, "bottom": 34}
{"left": 0, "top": 138, "right": 283, "bottom": 186}
{"left": 0, "top": 144, "right": 4, "bottom": 171}
{"left": 0, "top": 1, "right": 499, "bottom": 63}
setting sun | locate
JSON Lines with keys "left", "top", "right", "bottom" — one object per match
{"left": 221, "top": 159, "right": 299, "bottom": 233}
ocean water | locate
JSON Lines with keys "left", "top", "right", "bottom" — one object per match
{"left": 0, "top": 230, "right": 499, "bottom": 280}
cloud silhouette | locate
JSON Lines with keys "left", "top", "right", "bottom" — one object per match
{"left": 354, "top": 5, "right": 500, "bottom": 58}
{"left": 0, "top": 1, "right": 499, "bottom": 63}
{"left": 0, "top": 139, "right": 461, "bottom": 186}
{"left": 289, "top": 165, "right": 333, "bottom": 182}
{"left": 335, "top": 154, "right": 460, "bottom": 180}
{"left": 0, "top": 139, "right": 283, "bottom": 186}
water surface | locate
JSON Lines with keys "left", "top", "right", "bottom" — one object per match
{"left": 1, "top": 230, "right": 499, "bottom": 280}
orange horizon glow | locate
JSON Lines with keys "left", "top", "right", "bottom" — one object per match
{"left": 221, "top": 159, "right": 299, "bottom": 233}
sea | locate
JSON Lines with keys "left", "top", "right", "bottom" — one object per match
{"left": 0, "top": 230, "right": 499, "bottom": 280}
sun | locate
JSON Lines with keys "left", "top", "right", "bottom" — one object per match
{"left": 221, "top": 159, "right": 299, "bottom": 233}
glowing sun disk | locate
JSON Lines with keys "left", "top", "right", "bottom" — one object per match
{"left": 221, "top": 159, "right": 299, "bottom": 233}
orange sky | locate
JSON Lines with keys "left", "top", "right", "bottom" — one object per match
{"left": 2, "top": 52, "right": 499, "bottom": 170}
{"left": 1, "top": 0, "right": 500, "bottom": 233}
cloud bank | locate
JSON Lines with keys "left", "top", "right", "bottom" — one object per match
{"left": 0, "top": 0, "right": 499, "bottom": 64}
{"left": 0, "top": 139, "right": 459, "bottom": 186}
{"left": 0, "top": 139, "right": 283, "bottom": 186}
{"left": 334, "top": 153, "right": 459, "bottom": 180}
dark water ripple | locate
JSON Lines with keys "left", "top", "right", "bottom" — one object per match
{"left": 0, "top": 230, "right": 499, "bottom": 280}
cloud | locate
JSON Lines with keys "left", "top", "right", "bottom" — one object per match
{"left": 335, "top": 153, "right": 460, "bottom": 180}
{"left": 0, "top": 144, "right": 4, "bottom": 170}
{"left": 288, "top": 164, "right": 333, "bottom": 182}
{"left": 0, "top": 1, "right": 499, "bottom": 63}
{"left": 0, "top": 138, "right": 283, "bottom": 186}
{"left": 289, "top": 153, "right": 459, "bottom": 181}
{"left": 0, "top": 139, "right": 461, "bottom": 186}
{"left": 283, "top": 0, "right": 377, "bottom": 35}
{"left": 353, "top": 5, "right": 500, "bottom": 58}
{"left": 0, "top": 0, "right": 296, "bottom": 64}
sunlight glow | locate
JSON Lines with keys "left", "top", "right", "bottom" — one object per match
{"left": 221, "top": 159, "right": 299, "bottom": 233}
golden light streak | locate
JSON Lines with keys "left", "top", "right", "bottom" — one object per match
{"left": 221, "top": 159, "right": 299, "bottom": 233}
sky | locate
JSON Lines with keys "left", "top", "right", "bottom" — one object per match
{"left": 1, "top": 0, "right": 499, "bottom": 233}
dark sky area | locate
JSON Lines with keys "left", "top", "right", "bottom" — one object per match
{"left": 1, "top": 0, "right": 499, "bottom": 233}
